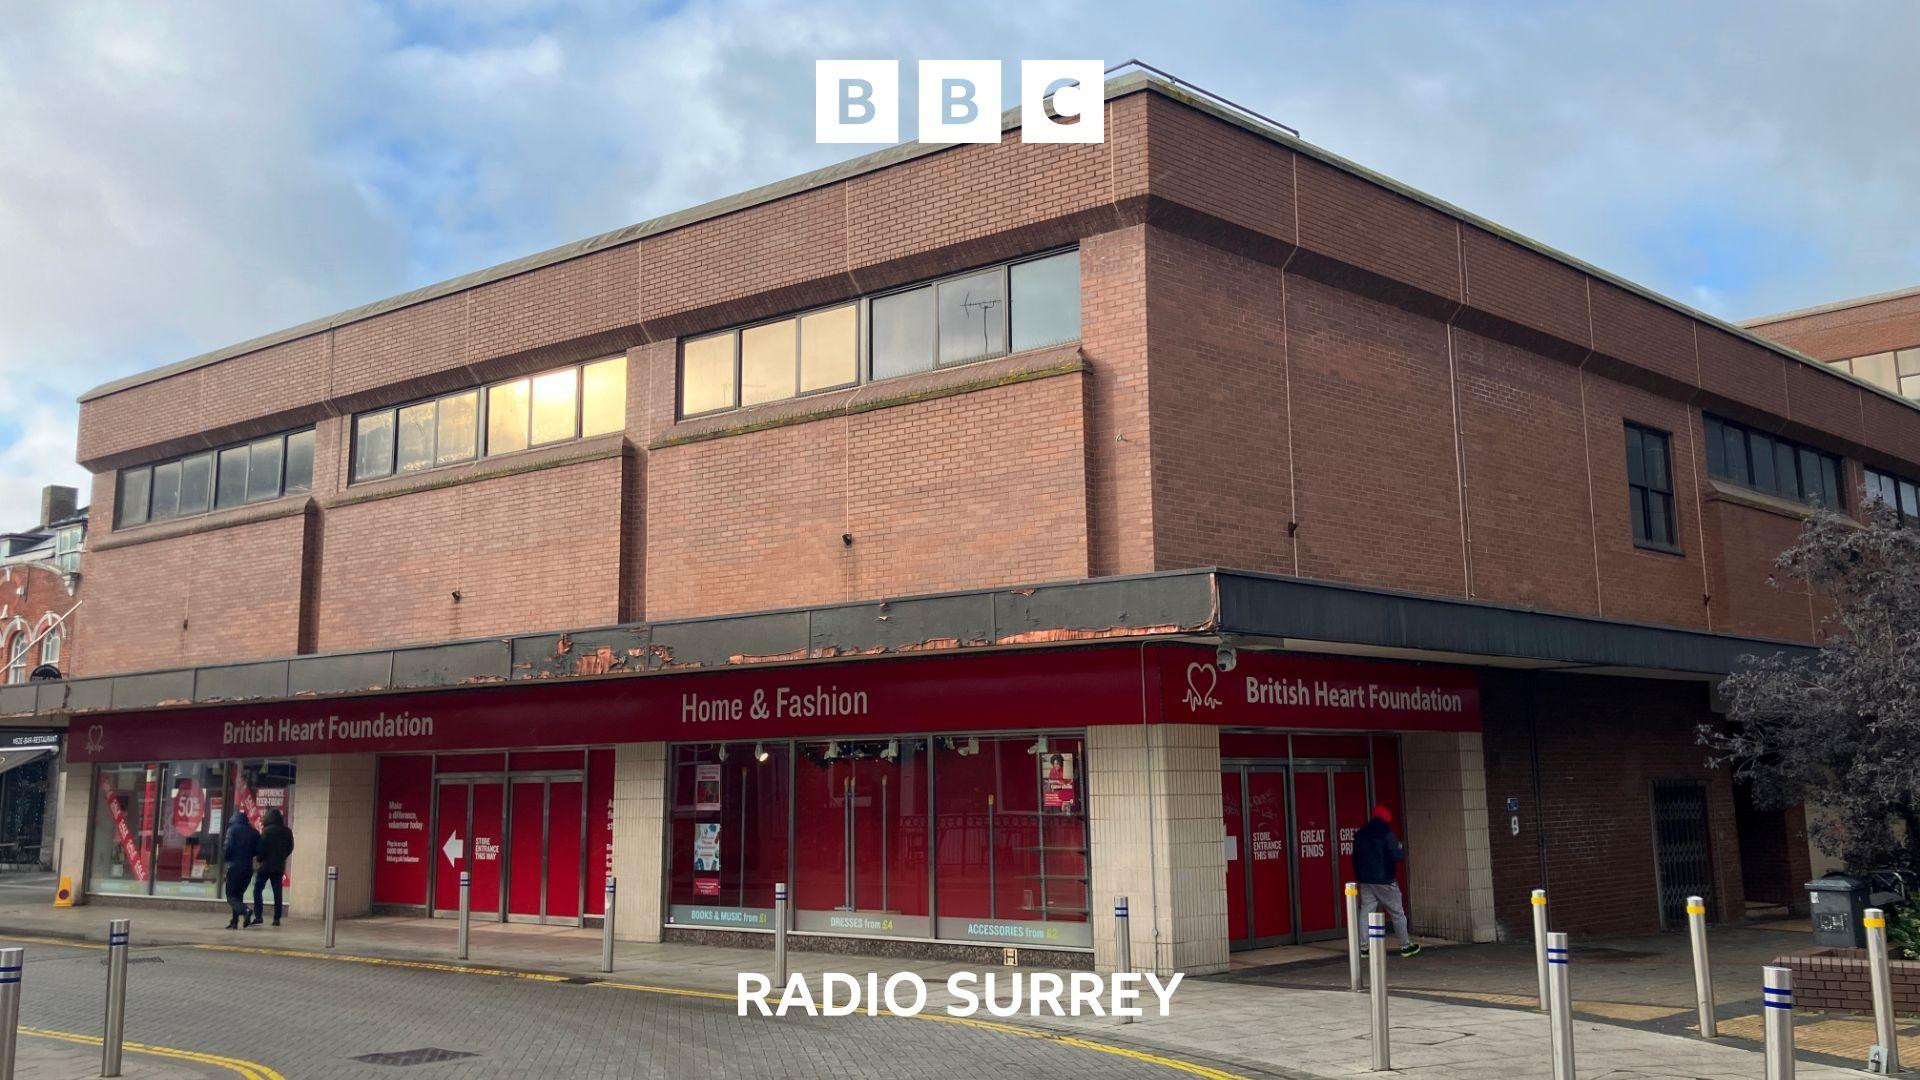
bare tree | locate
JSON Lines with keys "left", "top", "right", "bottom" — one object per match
{"left": 1703, "top": 502, "right": 1920, "bottom": 871}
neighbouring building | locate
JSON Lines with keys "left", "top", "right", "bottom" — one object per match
{"left": 1748, "top": 285, "right": 1920, "bottom": 528}
{"left": 0, "top": 485, "right": 85, "bottom": 867}
{"left": 7, "top": 70, "right": 1918, "bottom": 975}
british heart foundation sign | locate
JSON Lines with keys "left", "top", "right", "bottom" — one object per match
{"left": 68, "top": 645, "right": 1479, "bottom": 765}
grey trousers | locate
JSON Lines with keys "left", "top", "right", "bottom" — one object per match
{"left": 1358, "top": 883, "right": 1410, "bottom": 948}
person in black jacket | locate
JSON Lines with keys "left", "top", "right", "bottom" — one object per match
{"left": 1353, "top": 804, "right": 1420, "bottom": 958}
{"left": 222, "top": 813, "right": 260, "bottom": 930}
{"left": 251, "top": 808, "right": 295, "bottom": 927}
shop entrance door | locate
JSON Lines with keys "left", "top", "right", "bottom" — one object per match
{"left": 432, "top": 780, "right": 504, "bottom": 920}
{"left": 1293, "top": 766, "right": 1371, "bottom": 940}
{"left": 506, "top": 776, "right": 585, "bottom": 925}
{"left": 1222, "top": 766, "right": 1293, "bottom": 949}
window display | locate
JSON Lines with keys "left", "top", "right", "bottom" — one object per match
{"left": 793, "top": 738, "right": 930, "bottom": 937}
{"left": 666, "top": 742, "right": 790, "bottom": 930}
{"left": 932, "top": 734, "right": 1089, "bottom": 947}
{"left": 665, "top": 731, "right": 1088, "bottom": 950}
{"left": 88, "top": 758, "right": 296, "bottom": 900}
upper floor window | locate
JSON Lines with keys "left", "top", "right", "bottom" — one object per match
{"left": 679, "top": 249, "right": 1081, "bottom": 419}
{"left": 351, "top": 356, "right": 627, "bottom": 484}
{"left": 1624, "top": 423, "right": 1679, "bottom": 552}
{"left": 38, "top": 626, "right": 60, "bottom": 669}
{"left": 116, "top": 428, "right": 314, "bottom": 528}
{"left": 1703, "top": 414, "right": 1845, "bottom": 509}
{"left": 5, "top": 631, "right": 26, "bottom": 685}
{"left": 1826, "top": 349, "right": 1920, "bottom": 401}
{"left": 53, "top": 524, "right": 82, "bottom": 574}
{"left": 1866, "top": 468, "right": 1919, "bottom": 526}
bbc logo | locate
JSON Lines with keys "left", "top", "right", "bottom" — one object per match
{"left": 816, "top": 60, "right": 1104, "bottom": 146}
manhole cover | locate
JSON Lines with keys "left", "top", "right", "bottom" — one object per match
{"left": 350, "top": 1048, "right": 479, "bottom": 1067}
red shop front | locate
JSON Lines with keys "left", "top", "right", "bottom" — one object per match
{"left": 372, "top": 750, "right": 615, "bottom": 925}
{"left": 69, "top": 644, "right": 1478, "bottom": 943}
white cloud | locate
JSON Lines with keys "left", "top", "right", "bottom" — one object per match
{"left": 1, "top": 0, "right": 1917, "bottom": 530}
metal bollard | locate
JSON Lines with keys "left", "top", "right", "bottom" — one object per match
{"left": 1763, "top": 965, "right": 1795, "bottom": 1080}
{"left": 324, "top": 866, "right": 338, "bottom": 950}
{"left": 1686, "top": 895, "right": 1715, "bottom": 1038}
{"left": 601, "top": 877, "right": 617, "bottom": 974}
{"left": 102, "top": 918, "right": 129, "bottom": 1078}
{"left": 773, "top": 882, "right": 788, "bottom": 988}
{"left": 1114, "top": 896, "right": 1134, "bottom": 1024}
{"left": 455, "top": 871, "right": 471, "bottom": 961}
{"left": 1532, "top": 888, "right": 1550, "bottom": 1011}
{"left": 1346, "top": 882, "right": 1363, "bottom": 993}
{"left": 0, "top": 946, "right": 21, "bottom": 1080}
{"left": 1368, "top": 912, "right": 1390, "bottom": 1071}
{"left": 1547, "top": 931, "right": 1574, "bottom": 1080}
{"left": 1865, "top": 907, "right": 1899, "bottom": 1074}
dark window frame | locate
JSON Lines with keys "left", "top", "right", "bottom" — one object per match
{"left": 678, "top": 298, "right": 864, "bottom": 421}
{"left": 347, "top": 356, "right": 625, "bottom": 486}
{"left": 1866, "top": 467, "right": 1920, "bottom": 526}
{"left": 1702, "top": 414, "right": 1847, "bottom": 510}
{"left": 674, "top": 246, "right": 1082, "bottom": 421}
{"left": 1625, "top": 422, "right": 1681, "bottom": 554}
{"left": 115, "top": 427, "right": 315, "bottom": 529}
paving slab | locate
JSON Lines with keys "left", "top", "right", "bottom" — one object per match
{"left": 0, "top": 873, "right": 1873, "bottom": 1079}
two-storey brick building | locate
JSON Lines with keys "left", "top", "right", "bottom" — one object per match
{"left": 11, "top": 70, "right": 1918, "bottom": 975}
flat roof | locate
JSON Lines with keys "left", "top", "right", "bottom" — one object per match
{"left": 1744, "top": 281, "right": 1920, "bottom": 328}
{"left": 78, "top": 69, "right": 1920, "bottom": 423}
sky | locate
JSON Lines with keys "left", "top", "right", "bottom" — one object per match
{"left": 1, "top": 0, "right": 1917, "bottom": 528}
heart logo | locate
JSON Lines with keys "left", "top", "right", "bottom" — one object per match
{"left": 1184, "top": 662, "right": 1221, "bottom": 712}
{"left": 84, "top": 724, "right": 104, "bottom": 754}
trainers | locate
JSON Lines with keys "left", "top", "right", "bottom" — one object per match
{"left": 1399, "top": 943, "right": 1422, "bottom": 958}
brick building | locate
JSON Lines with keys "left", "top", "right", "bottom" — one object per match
{"left": 8, "top": 70, "right": 1918, "bottom": 974}
{"left": 0, "top": 484, "right": 86, "bottom": 867}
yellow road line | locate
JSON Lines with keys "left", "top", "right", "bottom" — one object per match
{"left": 592, "top": 979, "right": 735, "bottom": 1001}
{"left": 23, "top": 1026, "right": 286, "bottom": 1080}
{"left": 595, "top": 980, "right": 1250, "bottom": 1079}
{"left": 0, "top": 933, "right": 105, "bottom": 950}
{"left": 196, "top": 943, "right": 568, "bottom": 981}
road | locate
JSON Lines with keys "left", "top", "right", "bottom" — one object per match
{"left": 2, "top": 933, "right": 1271, "bottom": 1079}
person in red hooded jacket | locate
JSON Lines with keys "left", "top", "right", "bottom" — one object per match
{"left": 1353, "top": 804, "right": 1419, "bottom": 958}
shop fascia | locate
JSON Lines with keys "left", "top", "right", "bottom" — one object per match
{"left": 71, "top": 644, "right": 1481, "bottom": 766}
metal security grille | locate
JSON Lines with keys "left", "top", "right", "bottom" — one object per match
{"left": 1650, "top": 779, "right": 1714, "bottom": 930}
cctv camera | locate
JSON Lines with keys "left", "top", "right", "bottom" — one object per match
{"left": 1216, "top": 645, "right": 1237, "bottom": 672}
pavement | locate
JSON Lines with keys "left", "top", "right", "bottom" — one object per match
{"left": 0, "top": 872, "right": 1880, "bottom": 1078}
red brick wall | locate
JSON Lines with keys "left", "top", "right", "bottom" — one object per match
{"left": 75, "top": 514, "right": 307, "bottom": 674}
{"left": 644, "top": 372, "right": 1089, "bottom": 620}
{"left": 1583, "top": 377, "right": 1714, "bottom": 629}
{"left": 1749, "top": 290, "right": 1920, "bottom": 362}
{"left": 1482, "top": 671, "right": 1744, "bottom": 937}
{"left": 1452, "top": 329, "right": 1599, "bottom": 612}
{"left": 0, "top": 563, "right": 78, "bottom": 679}
{"left": 1700, "top": 495, "right": 1817, "bottom": 641}
{"left": 1080, "top": 226, "right": 1154, "bottom": 577}
{"left": 314, "top": 455, "right": 625, "bottom": 652}
{"left": 64, "top": 86, "right": 1920, "bottom": 683}
{"left": 1145, "top": 228, "right": 1294, "bottom": 574}
{"left": 1284, "top": 272, "right": 1467, "bottom": 595}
